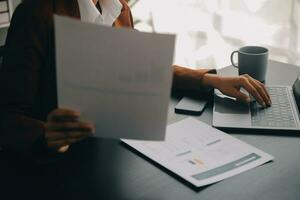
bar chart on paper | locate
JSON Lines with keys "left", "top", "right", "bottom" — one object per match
{"left": 123, "top": 118, "right": 274, "bottom": 187}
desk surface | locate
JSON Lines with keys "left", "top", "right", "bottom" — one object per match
{"left": 1, "top": 61, "right": 300, "bottom": 200}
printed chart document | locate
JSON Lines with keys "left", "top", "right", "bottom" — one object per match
{"left": 123, "top": 118, "right": 274, "bottom": 187}
{"left": 54, "top": 15, "right": 175, "bottom": 140}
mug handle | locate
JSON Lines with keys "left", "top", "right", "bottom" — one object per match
{"left": 230, "top": 51, "right": 239, "bottom": 68}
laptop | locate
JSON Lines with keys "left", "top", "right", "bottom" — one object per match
{"left": 213, "top": 75, "right": 300, "bottom": 131}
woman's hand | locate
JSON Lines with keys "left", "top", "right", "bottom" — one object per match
{"left": 203, "top": 73, "right": 271, "bottom": 107}
{"left": 45, "top": 108, "right": 95, "bottom": 153}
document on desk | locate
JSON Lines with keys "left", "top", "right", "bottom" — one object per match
{"left": 54, "top": 15, "right": 175, "bottom": 140}
{"left": 123, "top": 118, "right": 274, "bottom": 187}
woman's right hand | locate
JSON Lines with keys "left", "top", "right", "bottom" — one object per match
{"left": 45, "top": 108, "right": 95, "bottom": 153}
{"left": 202, "top": 73, "right": 271, "bottom": 107}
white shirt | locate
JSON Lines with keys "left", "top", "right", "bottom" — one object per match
{"left": 77, "top": 0, "right": 123, "bottom": 26}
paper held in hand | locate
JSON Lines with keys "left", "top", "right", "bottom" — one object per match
{"left": 54, "top": 15, "right": 175, "bottom": 140}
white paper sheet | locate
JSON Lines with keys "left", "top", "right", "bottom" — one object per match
{"left": 123, "top": 118, "right": 274, "bottom": 187}
{"left": 54, "top": 15, "right": 175, "bottom": 140}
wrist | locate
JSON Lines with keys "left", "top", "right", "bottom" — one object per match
{"left": 202, "top": 73, "right": 221, "bottom": 89}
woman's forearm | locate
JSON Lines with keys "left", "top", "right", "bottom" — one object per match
{"left": 172, "top": 65, "right": 217, "bottom": 91}
{"left": 201, "top": 73, "right": 222, "bottom": 89}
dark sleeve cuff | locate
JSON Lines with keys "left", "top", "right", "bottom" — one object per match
{"left": 202, "top": 68, "right": 217, "bottom": 93}
{"left": 0, "top": 113, "right": 46, "bottom": 156}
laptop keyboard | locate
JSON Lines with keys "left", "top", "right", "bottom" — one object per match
{"left": 251, "top": 87, "right": 297, "bottom": 128}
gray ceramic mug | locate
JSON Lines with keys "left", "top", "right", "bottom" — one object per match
{"left": 231, "top": 46, "right": 269, "bottom": 83}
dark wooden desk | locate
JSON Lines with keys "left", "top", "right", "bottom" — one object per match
{"left": 1, "top": 60, "right": 300, "bottom": 200}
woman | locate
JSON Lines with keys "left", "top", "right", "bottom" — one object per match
{"left": 0, "top": 0, "right": 271, "bottom": 155}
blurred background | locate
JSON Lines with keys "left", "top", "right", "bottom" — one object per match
{"left": 0, "top": 0, "right": 299, "bottom": 70}
{"left": 129, "top": 0, "right": 300, "bottom": 69}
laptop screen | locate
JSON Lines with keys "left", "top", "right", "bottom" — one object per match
{"left": 293, "top": 75, "right": 300, "bottom": 114}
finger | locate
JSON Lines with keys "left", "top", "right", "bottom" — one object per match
{"left": 233, "top": 90, "right": 251, "bottom": 103}
{"left": 255, "top": 79, "right": 272, "bottom": 105}
{"left": 48, "top": 108, "right": 80, "bottom": 122}
{"left": 45, "top": 131, "right": 94, "bottom": 141}
{"left": 243, "top": 74, "right": 271, "bottom": 104}
{"left": 244, "top": 75, "right": 270, "bottom": 106}
{"left": 58, "top": 145, "right": 70, "bottom": 153}
{"left": 48, "top": 138, "right": 83, "bottom": 150}
{"left": 46, "top": 121, "right": 94, "bottom": 132}
{"left": 256, "top": 80, "right": 271, "bottom": 103}
{"left": 239, "top": 77, "right": 266, "bottom": 107}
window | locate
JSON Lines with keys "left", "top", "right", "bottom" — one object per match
{"left": 131, "top": 0, "right": 300, "bottom": 69}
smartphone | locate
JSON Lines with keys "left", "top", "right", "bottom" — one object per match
{"left": 175, "top": 96, "right": 208, "bottom": 116}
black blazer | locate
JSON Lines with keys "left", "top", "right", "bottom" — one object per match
{"left": 0, "top": 0, "right": 133, "bottom": 155}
